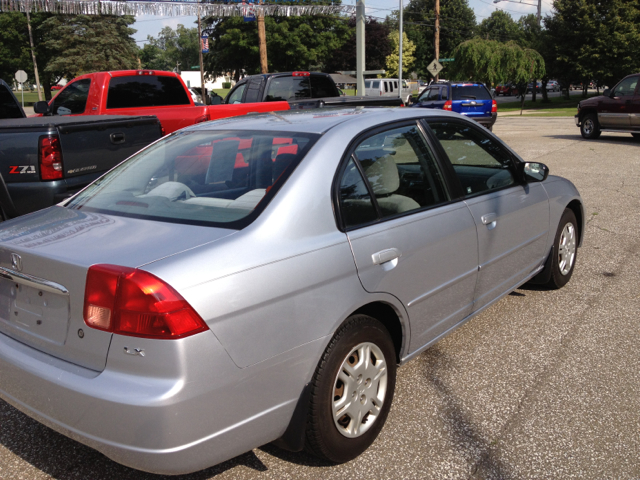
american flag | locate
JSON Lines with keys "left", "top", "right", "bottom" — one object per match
{"left": 201, "top": 36, "right": 209, "bottom": 54}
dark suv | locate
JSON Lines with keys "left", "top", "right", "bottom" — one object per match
{"left": 575, "top": 73, "right": 640, "bottom": 139}
{"left": 412, "top": 82, "right": 497, "bottom": 131}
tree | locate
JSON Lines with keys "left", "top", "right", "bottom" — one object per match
{"left": 476, "top": 10, "right": 522, "bottom": 43}
{"left": 39, "top": 15, "right": 139, "bottom": 80}
{"left": 450, "top": 38, "right": 545, "bottom": 96}
{"left": 385, "top": 31, "right": 416, "bottom": 77}
{"left": 324, "top": 18, "right": 392, "bottom": 73}
{"left": 403, "top": 0, "right": 476, "bottom": 79}
{"left": 0, "top": 13, "right": 31, "bottom": 84}
{"left": 139, "top": 24, "right": 199, "bottom": 72}
{"left": 204, "top": 15, "right": 351, "bottom": 79}
{"left": 544, "top": 0, "right": 640, "bottom": 96}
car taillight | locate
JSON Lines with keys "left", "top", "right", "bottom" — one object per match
{"left": 84, "top": 264, "right": 209, "bottom": 339}
{"left": 137, "top": 70, "right": 155, "bottom": 76}
{"left": 491, "top": 99, "right": 498, "bottom": 113}
{"left": 39, "top": 135, "right": 63, "bottom": 180}
{"left": 292, "top": 71, "right": 310, "bottom": 77}
{"left": 443, "top": 100, "right": 453, "bottom": 111}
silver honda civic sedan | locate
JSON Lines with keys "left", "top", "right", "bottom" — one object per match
{"left": 0, "top": 108, "right": 583, "bottom": 474}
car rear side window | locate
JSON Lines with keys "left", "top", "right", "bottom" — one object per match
{"left": 451, "top": 85, "right": 491, "bottom": 101}
{"left": 106, "top": 76, "right": 190, "bottom": 109}
{"left": 51, "top": 79, "right": 91, "bottom": 115}
{"left": 428, "top": 121, "right": 515, "bottom": 196}
{"left": 339, "top": 124, "right": 449, "bottom": 228}
{"left": 0, "top": 86, "right": 23, "bottom": 119}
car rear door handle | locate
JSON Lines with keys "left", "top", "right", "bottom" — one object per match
{"left": 372, "top": 248, "right": 401, "bottom": 265}
{"left": 481, "top": 213, "right": 497, "bottom": 225}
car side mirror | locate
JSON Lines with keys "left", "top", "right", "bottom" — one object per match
{"left": 520, "top": 162, "right": 549, "bottom": 183}
{"left": 602, "top": 88, "right": 611, "bottom": 97}
{"left": 33, "top": 100, "right": 52, "bottom": 115}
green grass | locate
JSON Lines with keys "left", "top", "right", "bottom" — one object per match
{"left": 498, "top": 93, "right": 598, "bottom": 115}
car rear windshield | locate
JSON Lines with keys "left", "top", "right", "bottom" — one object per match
{"left": 66, "top": 130, "right": 319, "bottom": 229}
{"left": 107, "top": 75, "right": 191, "bottom": 109}
{"left": 264, "top": 76, "right": 339, "bottom": 101}
{"left": 451, "top": 85, "right": 492, "bottom": 101}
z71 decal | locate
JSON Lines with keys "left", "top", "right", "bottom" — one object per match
{"left": 9, "top": 166, "right": 36, "bottom": 174}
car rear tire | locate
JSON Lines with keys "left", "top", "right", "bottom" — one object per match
{"left": 546, "top": 209, "right": 578, "bottom": 289}
{"left": 580, "top": 113, "right": 601, "bottom": 139}
{"left": 305, "top": 314, "right": 396, "bottom": 463}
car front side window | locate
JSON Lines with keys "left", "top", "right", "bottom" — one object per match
{"left": 427, "top": 121, "right": 515, "bottom": 197}
{"left": 612, "top": 76, "right": 639, "bottom": 97}
{"left": 51, "top": 79, "right": 91, "bottom": 115}
{"left": 227, "top": 84, "right": 246, "bottom": 104}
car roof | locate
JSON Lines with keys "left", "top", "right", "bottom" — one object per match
{"left": 183, "top": 107, "right": 463, "bottom": 135}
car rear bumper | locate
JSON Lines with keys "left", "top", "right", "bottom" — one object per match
{"left": 0, "top": 329, "right": 321, "bottom": 474}
{"left": 475, "top": 112, "right": 497, "bottom": 128}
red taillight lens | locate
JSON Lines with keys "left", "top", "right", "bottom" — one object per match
{"left": 39, "top": 135, "right": 63, "bottom": 180}
{"left": 84, "top": 264, "right": 209, "bottom": 339}
{"left": 292, "top": 71, "right": 310, "bottom": 77}
{"left": 491, "top": 99, "right": 498, "bottom": 113}
{"left": 443, "top": 100, "right": 453, "bottom": 111}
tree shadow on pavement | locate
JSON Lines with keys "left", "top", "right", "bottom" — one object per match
{"left": 0, "top": 399, "right": 267, "bottom": 480}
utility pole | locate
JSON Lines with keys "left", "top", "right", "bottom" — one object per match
{"left": 26, "top": 12, "right": 42, "bottom": 101}
{"left": 356, "top": 0, "right": 365, "bottom": 95}
{"left": 197, "top": 4, "right": 207, "bottom": 104}
{"left": 258, "top": 0, "right": 268, "bottom": 73}
{"left": 434, "top": 0, "right": 440, "bottom": 81}
{"left": 398, "top": 0, "right": 403, "bottom": 101}
{"left": 536, "top": 0, "right": 541, "bottom": 25}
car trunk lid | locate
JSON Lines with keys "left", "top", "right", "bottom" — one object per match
{"left": 0, "top": 206, "right": 235, "bottom": 371}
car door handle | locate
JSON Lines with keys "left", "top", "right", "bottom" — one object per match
{"left": 481, "top": 213, "right": 497, "bottom": 225}
{"left": 372, "top": 248, "right": 401, "bottom": 265}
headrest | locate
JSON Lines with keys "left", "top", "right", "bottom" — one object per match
{"left": 206, "top": 140, "right": 239, "bottom": 184}
{"left": 364, "top": 155, "right": 399, "bottom": 195}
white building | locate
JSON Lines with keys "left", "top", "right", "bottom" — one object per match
{"left": 180, "top": 71, "right": 235, "bottom": 90}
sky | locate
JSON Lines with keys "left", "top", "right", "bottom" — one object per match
{"left": 132, "top": 0, "right": 556, "bottom": 45}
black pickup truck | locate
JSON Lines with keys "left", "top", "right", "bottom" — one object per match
{"left": 223, "top": 71, "right": 404, "bottom": 108}
{"left": 0, "top": 79, "right": 162, "bottom": 219}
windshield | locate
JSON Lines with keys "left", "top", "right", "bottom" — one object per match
{"left": 67, "top": 130, "right": 318, "bottom": 228}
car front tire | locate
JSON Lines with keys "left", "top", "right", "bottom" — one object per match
{"left": 546, "top": 209, "right": 578, "bottom": 289}
{"left": 305, "top": 314, "right": 396, "bottom": 463}
{"left": 580, "top": 113, "right": 601, "bottom": 139}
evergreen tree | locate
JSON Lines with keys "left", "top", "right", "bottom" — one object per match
{"left": 477, "top": 10, "right": 522, "bottom": 43}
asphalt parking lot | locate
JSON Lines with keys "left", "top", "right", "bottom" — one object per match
{"left": 0, "top": 116, "right": 639, "bottom": 480}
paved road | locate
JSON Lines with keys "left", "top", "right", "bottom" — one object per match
{"left": 1, "top": 117, "right": 639, "bottom": 480}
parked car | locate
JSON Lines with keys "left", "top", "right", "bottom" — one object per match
{"left": 0, "top": 107, "right": 583, "bottom": 475}
{"left": 495, "top": 82, "right": 520, "bottom": 96}
{"left": 411, "top": 81, "right": 497, "bottom": 130}
{"left": 0, "top": 79, "right": 163, "bottom": 219}
{"left": 526, "top": 81, "right": 542, "bottom": 93}
{"left": 364, "top": 78, "right": 413, "bottom": 105}
{"left": 575, "top": 72, "right": 640, "bottom": 139}
{"left": 546, "top": 80, "right": 560, "bottom": 92}
{"left": 226, "top": 71, "right": 402, "bottom": 108}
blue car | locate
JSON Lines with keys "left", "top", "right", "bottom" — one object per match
{"left": 412, "top": 82, "right": 497, "bottom": 131}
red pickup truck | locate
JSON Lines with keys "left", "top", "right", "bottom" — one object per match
{"left": 34, "top": 70, "right": 290, "bottom": 134}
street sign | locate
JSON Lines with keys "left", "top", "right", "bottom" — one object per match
{"left": 427, "top": 59, "right": 443, "bottom": 77}
{"left": 439, "top": 58, "right": 455, "bottom": 62}
{"left": 15, "top": 70, "right": 27, "bottom": 83}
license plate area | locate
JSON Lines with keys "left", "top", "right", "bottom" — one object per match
{"left": 0, "top": 278, "right": 70, "bottom": 345}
